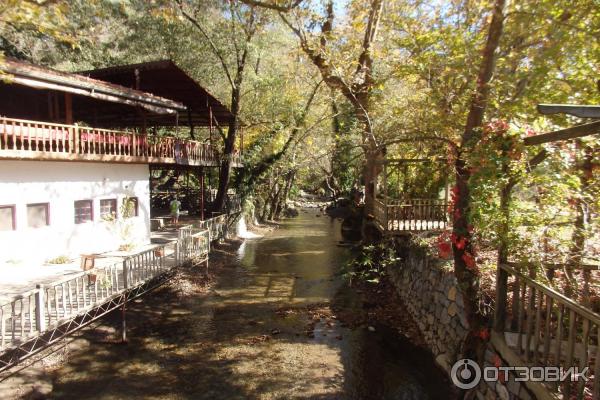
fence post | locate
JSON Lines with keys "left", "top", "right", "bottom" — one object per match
{"left": 175, "top": 241, "right": 180, "bottom": 266}
{"left": 34, "top": 284, "right": 46, "bottom": 333}
{"left": 122, "top": 258, "right": 130, "bottom": 289}
{"left": 494, "top": 265, "right": 509, "bottom": 332}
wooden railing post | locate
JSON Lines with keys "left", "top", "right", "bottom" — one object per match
{"left": 73, "top": 123, "right": 79, "bottom": 154}
{"left": 494, "top": 265, "right": 509, "bottom": 332}
{"left": 35, "top": 284, "right": 45, "bottom": 332}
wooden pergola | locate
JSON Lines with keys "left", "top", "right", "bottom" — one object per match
{"left": 524, "top": 104, "right": 600, "bottom": 146}
{"left": 493, "top": 103, "right": 600, "bottom": 400}
{"left": 374, "top": 156, "right": 450, "bottom": 234}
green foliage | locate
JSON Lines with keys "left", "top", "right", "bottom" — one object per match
{"left": 47, "top": 255, "right": 71, "bottom": 265}
{"left": 2, "top": 0, "right": 599, "bottom": 265}
{"left": 468, "top": 120, "right": 600, "bottom": 266}
{"left": 341, "top": 243, "right": 399, "bottom": 285}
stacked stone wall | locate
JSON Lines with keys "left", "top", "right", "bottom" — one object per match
{"left": 387, "top": 239, "right": 534, "bottom": 399}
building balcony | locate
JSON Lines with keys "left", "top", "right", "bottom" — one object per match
{"left": 0, "top": 117, "right": 243, "bottom": 168}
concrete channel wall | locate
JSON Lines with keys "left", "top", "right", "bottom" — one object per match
{"left": 387, "top": 238, "right": 535, "bottom": 400}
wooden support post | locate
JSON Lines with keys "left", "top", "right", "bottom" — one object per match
{"left": 47, "top": 93, "right": 54, "bottom": 121}
{"left": 239, "top": 127, "right": 244, "bottom": 156}
{"left": 494, "top": 266, "right": 508, "bottom": 332}
{"left": 53, "top": 95, "right": 60, "bottom": 123}
{"left": 383, "top": 162, "right": 388, "bottom": 228}
{"left": 188, "top": 109, "right": 195, "bottom": 140}
{"left": 209, "top": 106, "right": 213, "bottom": 145}
{"left": 64, "top": 93, "right": 73, "bottom": 124}
{"left": 35, "top": 284, "right": 45, "bottom": 332}
{"left": 200, "top": 167, "right": 205, "bottom": 220}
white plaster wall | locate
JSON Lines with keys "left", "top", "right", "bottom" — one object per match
{"left": 0, "top": 161, "right": 150, "bottom": 263}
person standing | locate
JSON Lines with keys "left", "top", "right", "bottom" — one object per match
{"left": 170, "top": 195, "right": 182, "bottom": 226}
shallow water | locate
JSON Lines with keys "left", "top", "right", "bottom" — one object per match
{"left": 47, "top": 210, "right": 453, "bottom": 399}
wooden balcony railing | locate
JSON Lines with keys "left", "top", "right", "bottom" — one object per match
{"left": 374, "top": 198, "right": 448, "bottom": 233}
{"left": 0, "top": 117, "right": 229, "bottom": 167}
{"left": 494, "top": 263, "right": 600, "bottom": 399}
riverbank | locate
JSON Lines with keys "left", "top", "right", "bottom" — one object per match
{"left": 1, "top": 211, "right": 453, "bottom": 399}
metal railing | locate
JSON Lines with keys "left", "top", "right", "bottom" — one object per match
{"left": 226, "top": 194, "right": 242, "bottom": 214}
{"left": 494, "top": 263, "right": 600, "bottom": 399}
{"left": 199, "top": 214, "right": 228, "bottom": 241}
{"left": 0, "top": 229, "right": 210, "bottom": 371}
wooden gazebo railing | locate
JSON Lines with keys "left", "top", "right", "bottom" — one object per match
{"left": 373, "top": 155, "right": 450, "bottom": 234}
{"left": 374, "top": 198, "right": 448, "bottom": 233}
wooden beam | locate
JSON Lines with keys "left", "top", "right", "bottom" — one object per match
{"left": 524, "top": 120, "right": 600, "bottom": 146}
{"left": 538, "top": 104, "right": 600, "bottom": 119}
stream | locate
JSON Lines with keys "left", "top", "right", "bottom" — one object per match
{"left": 46, "top": 209, "right": 453, "bottom": 399}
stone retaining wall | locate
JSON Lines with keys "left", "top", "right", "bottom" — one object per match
{"left": 387, "top": 240, "right": 469, "bottom": 373}
{"left": 387, "top": 238, "right": 534, "bottom": 400}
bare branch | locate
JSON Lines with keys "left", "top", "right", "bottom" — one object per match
{"left": 237, "top": 0, "right": 304, "bottom": 12}
{"left": 355, "top": 0, "right": 384, "bottom": 86}
{"left": 381, "top": 135, "right": 459, "bottom": 150}
{"left": 279, "top": 11, "right": 352, "bottom": 101}
{"left": 175, "top": 0, "right": 235, "bottom": 89}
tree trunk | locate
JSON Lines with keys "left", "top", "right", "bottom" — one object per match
{"left": 453, "top": 0, "right": 507, "bottom": 366}
{"left": 494, "top": 145, "right": 512, "bottom": 332}
{"left": 353, "top": 95, "right": 381, "bottom": 216}
{"left": 568, "top": 142, "right": 593, "bottom": 303}
{"left": 275, "top": 170, "right": 295, "bottom": 219}
{"left": 268, "top": 180, "right": 283, "bottom": 220}
{"left": 214, "top": 85, "right": 241, "bottom": 213}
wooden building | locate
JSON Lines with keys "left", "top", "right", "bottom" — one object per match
{"left": 0, "top": 58, "right": 238, "bottom": 264}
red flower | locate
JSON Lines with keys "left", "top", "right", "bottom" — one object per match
{"left": 455, "top": 237, "right": 467, "bottom": 250}
{"left": 438, "top": 242, "right": 452, "bottom": 259}
{"left": 525, "top": 127, "right": 536, "bottom": 137}
{"left": 462, "top": 252, "right": 477, "bottom": 271}
{"left": 478, "top": 328, "right": 490, "bottom": 340}
{"left": 454, "top": 208, "right": 461, "bottom": 220}
{"left": 450, "top": 185, "right": 459, "bottom": 200}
